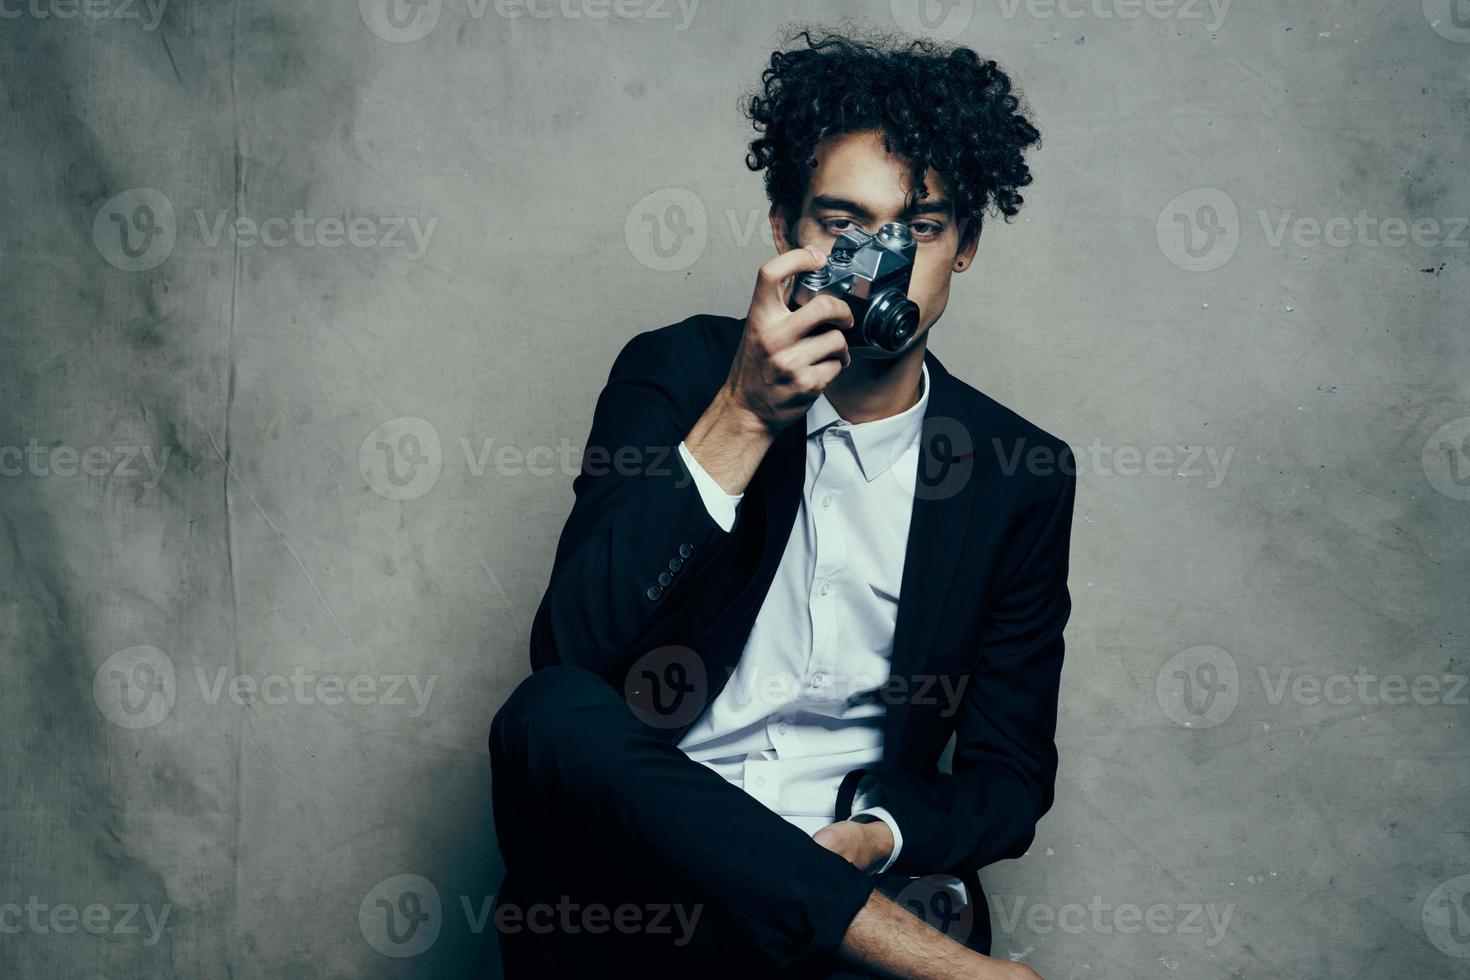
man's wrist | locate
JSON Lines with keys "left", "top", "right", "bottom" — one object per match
{"left": 850, "top": 814, "right": 896, "bottom": 873}
{"left": 715, "top": 386, "right": 772, "bottom": 435}
{"left": 683, "top": 387, "right": 777, "bottom": 496}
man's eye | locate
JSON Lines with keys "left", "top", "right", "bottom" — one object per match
{"left": 822, "top": 218, "right": 858, "bottom": 234}
{"left": 908, "top": 221, "right": 943, "bottom": 239}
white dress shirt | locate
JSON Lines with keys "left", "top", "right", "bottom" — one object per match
{"left": 673, "top": 362, "right": 937, "bottom": 880}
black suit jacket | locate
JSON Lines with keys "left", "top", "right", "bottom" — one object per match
{"left": 528, "top": 313, "right": 1076, "bottom": 943}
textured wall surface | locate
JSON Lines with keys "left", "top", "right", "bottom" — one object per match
{"left": 1, "top": 0, "right": 1466, "bottom": 976}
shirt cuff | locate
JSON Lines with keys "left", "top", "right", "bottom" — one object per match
{"left": 677, "top": 440, "right": 743, "bottom": 533}
{"left": 850, "top": 806, "right": 903, "bottom": 875}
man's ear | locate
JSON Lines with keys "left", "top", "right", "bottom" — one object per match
{"left": 770, "top": 205, "right": 796, "bottom": 253}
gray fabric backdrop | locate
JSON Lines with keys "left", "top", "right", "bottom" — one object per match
{"left": 2, "top": 0, "right": 1467, "bottom": 976}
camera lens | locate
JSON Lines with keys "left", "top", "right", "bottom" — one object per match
{"left": 864, "top": 290, "right": 921, "bottom": 351}
{"left": 877, "top": 223, "right": 914, "bottom": 248}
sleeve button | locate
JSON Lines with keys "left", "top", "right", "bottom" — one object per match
{"left": 657, "top": 571, "right": 673, "bottom": 587}
{"left": 645, "top": 585, "right": 663, "bottom": 601}
{"left": 668, "top": 557, "right": 682, "bottom": 572}
{"left": 678, "top": 543, "right": 694, "bottom": 558}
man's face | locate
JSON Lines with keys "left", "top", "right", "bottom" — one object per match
{"left": 770, "top": 129, "right": 979, "bottom": 361}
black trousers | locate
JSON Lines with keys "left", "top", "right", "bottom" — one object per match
{"left": 488, "top": 664, "right": 881, "bottom": 978}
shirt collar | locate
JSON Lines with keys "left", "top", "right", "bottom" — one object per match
{"left": 805, "top": 359, "right": 930, "bottom": 483}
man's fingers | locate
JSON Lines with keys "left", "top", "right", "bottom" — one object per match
{"left": 774, "top": 293, "right": 854, "bottom": 346}
{"left": 786, "top": 325, "right": 850, "bottom": 371}
{"left": 752, "top": 245, "right": 828, "bottom": 312}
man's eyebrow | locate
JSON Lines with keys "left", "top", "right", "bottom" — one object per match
{"left": 899, "top": 198, "right": 955, "bottom": 219}
{"left": 808, "top": 194, "right": 955, "bottom": 220}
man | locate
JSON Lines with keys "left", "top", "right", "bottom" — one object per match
{"left": 489, "top": 29, "right": 1074, "bottom": 979}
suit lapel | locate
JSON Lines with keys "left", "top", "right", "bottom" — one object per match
{"left": 882, "top": 349, "right": 984, "bottom": 764}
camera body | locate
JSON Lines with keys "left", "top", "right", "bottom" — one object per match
{"left": 788, "top": 222, "right": 922, "bottom": 353}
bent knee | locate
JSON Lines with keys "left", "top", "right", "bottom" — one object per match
{"left": 488, "top": 664, "right": 618, "bottom": 765}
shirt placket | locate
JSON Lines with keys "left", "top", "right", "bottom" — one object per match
{"left": 748, "top": 423, "right": 860, "bottom": 815}
{"left": 803, "top": 424, "right": 857, "bottom": 705}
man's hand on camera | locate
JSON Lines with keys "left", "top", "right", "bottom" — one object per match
{"left": 724, "top": 244, "right": 855, "bottom": 431}
{"left": 683, "top": 246, "right": 854, "bottom": 497}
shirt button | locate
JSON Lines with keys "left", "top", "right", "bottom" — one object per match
{"left": 753, "top": 775, "right": 766, "bottom": 787}
{"left": 819, "top": 580, "right": 832, "bottom": 596}
{"left": 777, "top": 722, "right": 788, "bottom": 735}
{"left": 821, "top": 493, "right": 833, "bottom": 508}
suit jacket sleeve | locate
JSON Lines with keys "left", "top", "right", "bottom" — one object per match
{"left": 528, "top": 327, "right": 734, "bottom": 682}
{"left": 875, "top": 451, "right": 1077, "bottom": 876}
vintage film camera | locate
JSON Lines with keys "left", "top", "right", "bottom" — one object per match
{"left": 788, "top": 222, "right": 921, "bottom": 353}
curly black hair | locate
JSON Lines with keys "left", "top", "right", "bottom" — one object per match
{"left": 745, "top": 28, "right": 1040, "bottom": 247}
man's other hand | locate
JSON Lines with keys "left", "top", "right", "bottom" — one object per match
{"left": 813, "top": 818, "right": 894, "bottom": 874}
